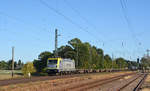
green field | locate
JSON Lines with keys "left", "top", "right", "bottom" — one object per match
{"left": 0, "top": 70, "right": 22, "bottom": 74}
{"left": 0, "top": 70, "right": 23, "bottom": 80}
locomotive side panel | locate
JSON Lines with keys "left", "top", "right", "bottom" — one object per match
{"left": 59, "top": 59, "right": 75, "bottom": 72}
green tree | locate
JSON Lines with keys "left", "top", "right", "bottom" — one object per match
{"left": 33, "top": 51, "right": 53, "bottom": 72}
{"left": 112, "top": 60, "right": 119, "bottom": 69}
{"left": 68, "top": 38, "right": 82, "bottom": 49}
{"left": 96, "top": 48, "right": 104, "bottom": 69}
{"left": 22, "top": 62, "right": 36, "bottom": 77}
{"left": 7, "top": 60, "right": 12, "bottom": 70}
{"left": 0, "top": 60, "right": 8, "bottom": 70}
{"left": 68, "top": 38, "right": 82, "bottom": 68}
{"left": 67, "top": 38, "right": 105, "bottom": 69}
{"left": 18, "top": 60, "right": 22, "bottom": 66}
{"left": 58, "top": 45, "right": 76, "bottom": 59}
{"left": 103, "top": 54, "right": 112, "bottom": 69}
{"left": 33, "top": 59, "right": 41, "bottom": 72}
{"left": 7, "top": 60, "right": 17, "bottom": 70}
{"left": 16, "top": 59, "right": 23, "bottom": 70}
{"left": 126, "top": 60, "right": 138, "bottom": 70}
{"left": 116, "top": 58, "right": 127, "bottom": 69}
{"left": 79, "top": 43, "right": 91, "bottom": 69}
{"left": 90, "top": 46, "right": 99, "bottom": 69}
{"left": 33, "top": 38, "right": 132, "bottom": 71}
{"left": 141, "top": 57, "right": 150, "bottom": 69}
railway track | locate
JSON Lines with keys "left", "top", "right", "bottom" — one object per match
{"left": 118, "top": 73, "right": 148, "bottom": 91}
{"left": 0, "top": 72, "right": 134, "bottom": 86}
{"left": 134, "top": 73, "right": 148, "bottom": 91}
{"left": 59, "top": 72, "right": 148, "bottom": 91}
{"left": 61, "top": 72, "right": 136, "bottom": 91}
{"left": 0, "top": 72, "right": 146, "bottom": 91}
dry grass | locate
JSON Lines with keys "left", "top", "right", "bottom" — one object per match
{"left": 0, "top": 71, "right": 133, "bottom": 91}
{"left": 145, "top": 74, "right": 150, "bottom": 82}
{"left": 0, "top": 74, "right": 22, "bottom": 80}
{"left": 142, "top": 88, "right": 150, "bottom": 91}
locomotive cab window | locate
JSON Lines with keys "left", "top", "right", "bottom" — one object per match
{"left": 48, "top": 60, "right": 57, "bottom": 64}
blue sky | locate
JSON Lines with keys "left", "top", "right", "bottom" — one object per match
{"left": 0, "top": 0, "right": 149, "bottom": 63}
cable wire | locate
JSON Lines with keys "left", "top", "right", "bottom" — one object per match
{"left": 120, "top": 0, "right": 145, "bottom": 59}
{"left": 39, "top": 0, "right": 104, "bottom": 43}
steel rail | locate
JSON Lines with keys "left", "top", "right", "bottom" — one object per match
{"left": 118, "top": 73, "right": 148, "bottom": 91}
{"left": 134, "top": 73, "right": 148, "bottom": 91}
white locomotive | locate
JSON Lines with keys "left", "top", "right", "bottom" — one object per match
{"left": 46, "top": 58, "right": 76, "bottom": 74}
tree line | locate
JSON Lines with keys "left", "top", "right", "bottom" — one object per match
{"left": 0, "top": 60, "right": 24, "bottom": 70}
{"left": 33, "top": 38, "right": 140, "bottom": 72}
{"left": 140, "top": 56, "right": 150, "bottom": 70}
{"left": 1, "top": 38, "right": 148, "bottom": 72}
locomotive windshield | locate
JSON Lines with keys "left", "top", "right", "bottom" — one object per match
{"left": 48, "top": 60, "right": 57, "bottom": 65}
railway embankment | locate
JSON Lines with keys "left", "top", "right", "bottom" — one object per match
{"left": 0, "top": 71, "right": 133, "bottom": 91}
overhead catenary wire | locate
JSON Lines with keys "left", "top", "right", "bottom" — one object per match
{"left": 120, "top": 0, "right": 137, "bottom": 41}
{"left": 64, "top": 0, "right": 128, "bottom": 56}
{"left": 40, "top": 0, "right": 117, "bottom": 55}
{"left": 119, "top": 0, "right": 145, "bottom": 60}
{"left": 39, "top": 0, "right": 104, "bottom": 44}
{"left": 120, "top": 0, "right": 138, "bottom": 59}
{"left": 63, "top": 0, "right": 98, "bottom": 31}
{"left": 63, "top": 0, "right": 107, "bottom": 47}
{"left": 120, "top": 0, "right": 143, "bottom": 47}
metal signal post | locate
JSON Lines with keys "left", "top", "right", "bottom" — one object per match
{"left": 55, "top": 29, "right": 58, "bottom": 57}
{"left": 55, "top": 29, "right": 60, "bottom": 58}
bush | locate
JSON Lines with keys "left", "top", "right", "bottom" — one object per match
{"left": 22, "top": 62, "right": 36, "bottom": 77}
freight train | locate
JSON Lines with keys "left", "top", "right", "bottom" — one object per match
{"left": 46, "top": 58, "right": 127, "bottom": 75}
